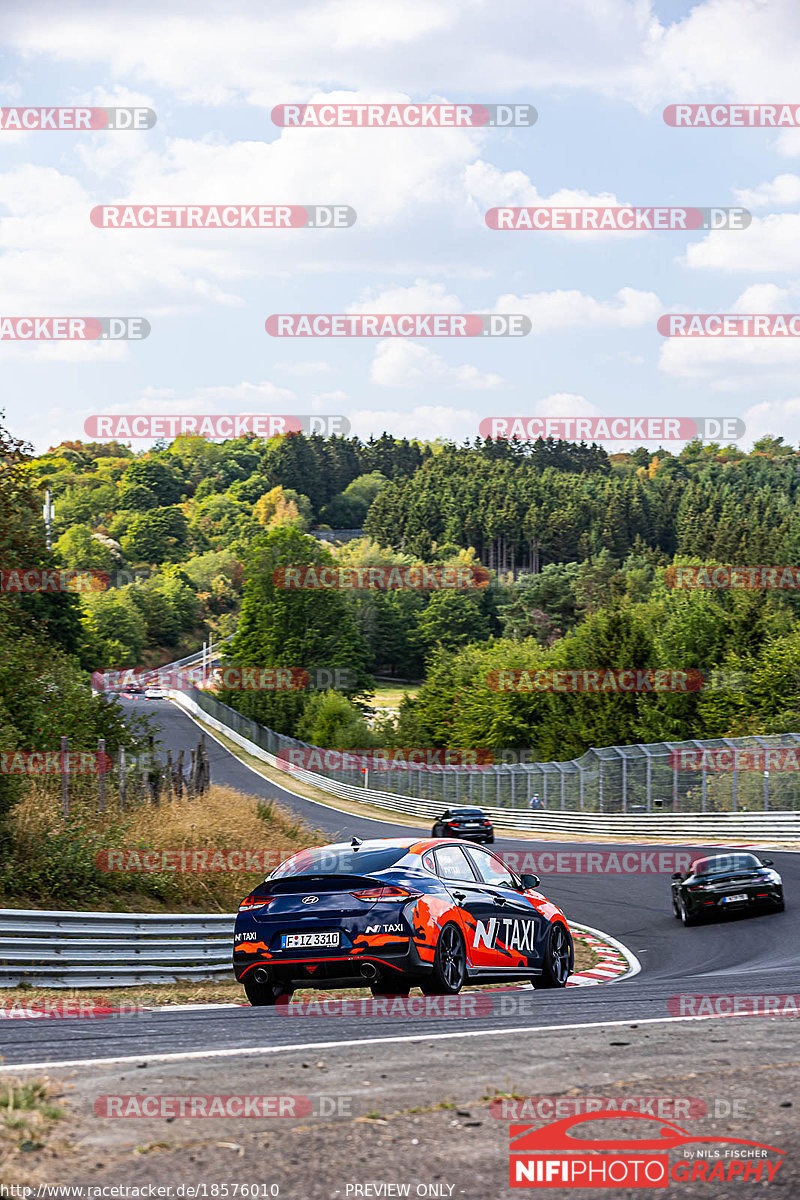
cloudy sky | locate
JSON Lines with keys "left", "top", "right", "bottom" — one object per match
{"left": 3, "top": 0, "right": 800, "bottom": 452}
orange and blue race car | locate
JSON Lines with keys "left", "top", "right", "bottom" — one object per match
{"left": 233, "top": 836, "right": 573, "bottom": 1006}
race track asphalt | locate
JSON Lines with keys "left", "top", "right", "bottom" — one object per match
{"left": 2, "top": 697, "right": 798, "bottom": 1069}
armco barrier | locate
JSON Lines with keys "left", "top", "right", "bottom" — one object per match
{"left": 0, "top": 909, "right": 234, "bottom": 987}
{"left": 168, "top": 691, "right": 800, "bottom": 842}
{"left": 0, "top": 911, "right": 629, "bottom": 989}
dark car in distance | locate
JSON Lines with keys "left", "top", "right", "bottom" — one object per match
{"left": 671, "top": 852, "right": 784, "bottom": 925}
{"left": 431, "top": 807, "right": 494, "bottom": 843}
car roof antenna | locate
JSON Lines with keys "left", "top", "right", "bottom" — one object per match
{"left": 351, "top": 836, "right": 363, "bottom": 851}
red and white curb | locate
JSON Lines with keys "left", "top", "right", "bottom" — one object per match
{"left": 567, "top": 921, "right": 641, "bottom": 987}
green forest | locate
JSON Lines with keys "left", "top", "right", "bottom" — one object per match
{"left": 4, "top": 412, "right": 800, "bottom": 795}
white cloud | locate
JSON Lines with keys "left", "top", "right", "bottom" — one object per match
{"left": 370, "top": 339, "right": 504, "bottom": 389}
{"left": 348, "top": 279, "right": 464, "bottom": 313}
{"left": 348, "top": 404, "right": 479, "bottom": 442}
{"left": 684, "top": 213, "right": 800, "bottom": 273}
{"left": 734, "top": 174, "right": 800, "bottom": 209}
{"left": 494, "top": 286, "right": 662, "bottom": 332}
{"left": 730, "top": 284, "right": 791, "bottom": 313}
{"left": 740, "top": 397, "right": 800, "bottom": 448}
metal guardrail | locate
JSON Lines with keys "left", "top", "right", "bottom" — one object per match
{"left": 0, "top": 909, "right": 235, "bottom": 987}
{"left": 169, "top": 692, "right": 800, "bottom": 842}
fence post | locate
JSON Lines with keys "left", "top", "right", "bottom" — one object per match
{"left": 188, "top": 748, "right": 197, "bottom": 799}
{"left": 673, "top": 755, "right": 678, "bottom": 812}
{"left": 118, "top": 747, "right": 126, "bottom": 810}
{"left": 732, "top": 750, "right": 738, "bottom": 813}
{"left": 61, "top": 736, "right": 70, "bottom": 819}
{"left": 97, "top": 738, "right": 106, "bottom": 814}
{"left": 646, "top": 755, "right": 652, "bottom": 813}
{"left": 175, "top": 749, "right": 184, "bottom": 799}
{"left": 165, "top": 750, "right": 173, "bottom": 801}
{"left": 764, "top": 769, "right": 769, "bottom": 811}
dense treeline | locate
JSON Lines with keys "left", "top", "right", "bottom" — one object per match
{"left": 14, "top": 422, "right": 800, "bottom": 763}
{"left": 26, "top": 430, "right": 430, "bottom": 669}
{"left": 0, "top": 417, "right": 139, "bottom": 822}
{"left": 365, "top": 437, "right": 800, "bottom": 571}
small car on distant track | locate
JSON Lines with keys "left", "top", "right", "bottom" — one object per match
{"left": 671, "top": 852, "right": 784, "bottom": 925}
{"left": 431, "top": 806, "right": 494, "bottom": 843}
{"left": 234, "top": 836, "right": 573, "bottom": 1006}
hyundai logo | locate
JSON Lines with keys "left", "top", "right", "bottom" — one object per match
{"left": 302, "top": 895, "right": 319, "bottom": 905}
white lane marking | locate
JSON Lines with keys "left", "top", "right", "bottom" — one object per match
{"left": 0, "top": 1011, "right": 786, "bottom": 1074}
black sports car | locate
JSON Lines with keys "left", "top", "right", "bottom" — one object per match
{"left": 234, "top": 836, "right": 572, "bottom": 1006}
{"left": 671, "top": 852, "right": 784, "bottom": 925}
{"left": 431, "top": 807, "right": 494, "bottom": 843}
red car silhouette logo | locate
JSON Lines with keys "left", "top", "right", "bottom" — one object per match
{"left": 511, "top": 1110, "right": 783, "bottom": 1154}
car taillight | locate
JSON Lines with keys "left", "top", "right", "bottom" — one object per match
{"left": 238, "top": 895, "right": 272, "bottom": 912}
{"left": 350, "top": 885, "right": 421, "bottom": 901}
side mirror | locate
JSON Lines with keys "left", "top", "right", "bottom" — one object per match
{"left": 671, "top": 873, "right": 683, "bottom": 881}
{"left": 761, "top": 858, "right": 773, "bottom": 866}
{"left": 519, "top": 872, "right": 540, "bottom": 890}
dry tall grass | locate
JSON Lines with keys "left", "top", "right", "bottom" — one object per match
{"left": 0, "top": 782, "right": 321, "bottom": 911}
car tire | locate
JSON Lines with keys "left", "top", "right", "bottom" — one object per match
{"left": 420, "top": 923, "right": 467, "bottom": 995}
{"left": 486, "top": 834, "right": 494, "bottom": 844}
{"left": 243, "top": 977, "right": 294, "bottom": 1007}
{"left": 678, "top": 896, "right": 698, "bottom": 927}
{"left": 432, "top": 825, "right": 441, "bottom": 838}
{"left": 533, "top": 922, "right": 573, "bottom": 989}
{"left": 672, "top": 892, "right": 681, "bottom": 919}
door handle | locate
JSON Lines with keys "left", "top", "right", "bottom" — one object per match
{"left": 493, "top": 895, "right": 507, "bottom": 906}
{"left": 451, "top": 891, "right": 467, "bottom": 903}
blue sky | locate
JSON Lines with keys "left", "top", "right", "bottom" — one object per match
{"left": 2, "top": 0, "right": 800, "bottom": 453}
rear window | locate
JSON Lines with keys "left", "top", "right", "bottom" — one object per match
{"left": 270, "top": 846, "right": 411, "bottom": 879}
{"left": 693, "top": 854, "right": 760, "bottom": 875}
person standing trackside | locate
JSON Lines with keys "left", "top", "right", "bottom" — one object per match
{"left": 529, "top": 793, "right": 542, "bottom": 810}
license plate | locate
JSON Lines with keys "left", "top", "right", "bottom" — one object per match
{"left": 281, "top": 931, "right": 340, "bottom": 949}
{"left": 722, "top": 894, "right": 748, "bottom": 903}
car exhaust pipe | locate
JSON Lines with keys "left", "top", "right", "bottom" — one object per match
{"left": 359, "top": 962, "right": 378, "bottom": 981}
{"left": 253, "top": 967, "right": 271, "bottom": 984}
